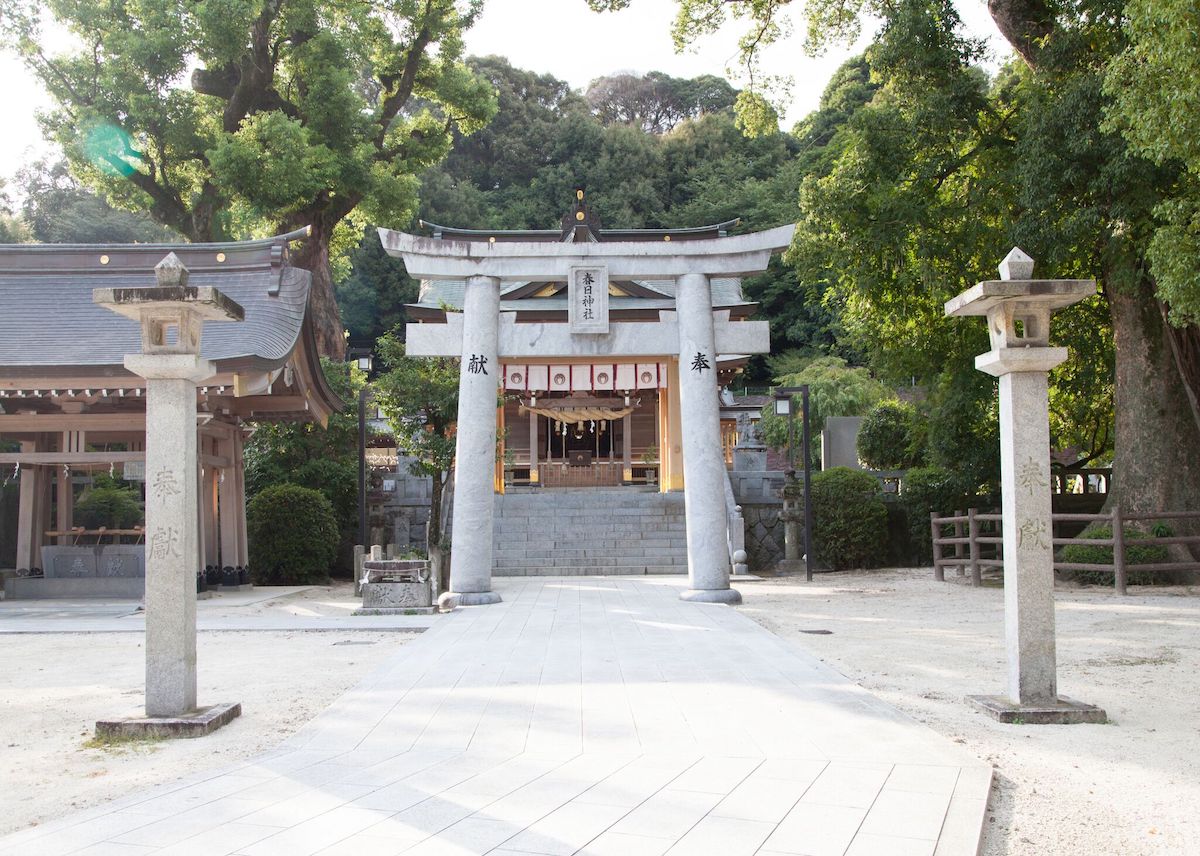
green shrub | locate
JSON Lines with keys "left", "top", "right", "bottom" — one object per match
{"left": 902, "top": 466, "right": 972, "bottom": 564}
{"left": 1060, "top": 524, "right": 1172, "bottom": 586}
{"left": 74, "top": 485, "right": 143, "bottom": 529}
{"left": 857, "top": 400, "right": 925, "bottom": 470}
{"left": 246, "top": 483, "right": 339, "bottom": 584}
{"left": 811, "top": 467, "right": 888, "bottom": 570}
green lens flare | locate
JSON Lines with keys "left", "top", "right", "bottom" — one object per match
{"left": 82, "top": 123, "right": 137, "bottom": 177}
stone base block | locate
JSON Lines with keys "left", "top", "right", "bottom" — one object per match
{"left": 96, "top": 702, "right": 241, "bottom": 740}
{"left": 771, "top": 559, "right": 807, "bottom": 576}
{"left": 967, "top": 694, "right": 1107, "bottom": 725}
{"left": 5, "top": 576, "right": 145, "bottom": 600}
{"left": 680, "top": 588, "right": 743, "bottom": 605}
{"left": 354, "top": 606, "right": 437, "bottom": 616}
{"left": 440, "top": 591, "right": 501, "bottom": 607}
{"left": 362, "top": 580, "right": 432, "bottom": 610}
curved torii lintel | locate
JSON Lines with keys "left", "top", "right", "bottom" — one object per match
{"left": 377, "top": 223, "right": 796, "bottom": 281}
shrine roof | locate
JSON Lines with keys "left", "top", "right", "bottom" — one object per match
{"left": 0, "top": 230, "right": 314, "bottom": 376}
{"left": 417, "top": 218, "right": 741, "bottom": 243}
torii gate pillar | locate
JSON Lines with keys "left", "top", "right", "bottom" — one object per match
{"left": 379, "top": 224, "right": 794, "bottom": 605}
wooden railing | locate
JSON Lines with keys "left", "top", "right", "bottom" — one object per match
{"left": 931, "top": 509, "right": 1200, "bottom": 594}
{"left": 44, "top": 526, "right": 145, "bottom": 545}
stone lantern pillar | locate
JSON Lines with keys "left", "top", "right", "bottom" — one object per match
{"left": 94, "top": 253, "right": 243, "bottom": 723}
{"left": 945, "top": 248, "right": 1106, "bottom": 724}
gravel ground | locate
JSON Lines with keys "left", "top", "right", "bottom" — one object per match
{"left": 0, "top": 584, "right": 408, "bottom": 836}
{"left": 736, "top": 568, "right": 1200, "bottom": 856}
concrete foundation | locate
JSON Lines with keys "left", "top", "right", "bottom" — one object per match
{"left": 95, "top": 702, "right": 241, "bottom": 740}
{"left": 967, "top": 694, "right": 1107, "bottom": 725}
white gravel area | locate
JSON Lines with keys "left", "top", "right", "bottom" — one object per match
{"left": 736, "top": 568, "right": 1200, "bottom": 856}
{"left": 0, "top": 584, "right": 410, "bottom": 836}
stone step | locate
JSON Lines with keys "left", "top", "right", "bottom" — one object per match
{"left": 496, "top": 521, "right": 686, "bottom": 528}
{"left": 493, "top": 525, "right": 686, "bottom": 536}
{"left": 494, "top": 555, "right": 689, "bottom": 568}
{"left": 491, "top": 488, "right": 689, "bottom": 577}
{"left": 494, "top": 565, "right": 688, "bottom": 577}
{"left": 494, "top": 545, "right": 686, "bottom": 557}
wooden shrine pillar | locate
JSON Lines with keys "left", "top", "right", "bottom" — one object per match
{"left": 660, "top": 362, "right": 684, "bottom": 492}
{"left": 528, "top": 409, "right": 539, "bottom": 484}
{"left": 215, "top": 425, "right": 248, "bottom": 567}
{"left": 15, "top": 440, "right": 43, "bottom": 569}
{"left": 622, "top": 413, "right": 633, "bottom": 483}
{"left": 199, "top": 434, "right": 219, "bottom": 568}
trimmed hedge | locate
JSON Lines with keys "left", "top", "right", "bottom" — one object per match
{"left": 811, "top": 467, "right": 888, "bottom": 570}
{"left": 247, "top": 483, "right": 339, "bottom": 585}
{"left": 1061, "top": 524, "right": 1171, "bottom": 586}
{"left": 857, "top": 400, "right": 924, "bottom": 470}
{"left": 902, "top": 466, "right": 973, "bottom": 564}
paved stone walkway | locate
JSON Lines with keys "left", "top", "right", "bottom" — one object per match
{"left": 0, "top": 577, "right": 990, "bottom": 856}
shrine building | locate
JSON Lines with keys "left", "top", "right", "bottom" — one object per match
{"left": 0, "top": 231, "right": 342, "bottom": 598}
{"left": 381, "top": 191, "right": 791, "bottom": 605}
{"left": 402, "top": 194, "right": 769, "bottom": 493}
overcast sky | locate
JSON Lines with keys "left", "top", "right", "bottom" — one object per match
{"left": 0, "top": 0, "right": 1008, "bottom": 198}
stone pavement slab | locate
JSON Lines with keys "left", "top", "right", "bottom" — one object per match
{"left": 0, "top": 577, "right": 991, "bottom": 855}
{"left": 0, "top": 587, "right": 436, "bottom": 634}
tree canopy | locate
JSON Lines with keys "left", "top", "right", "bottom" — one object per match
{"left": 597, "top": 0, "right": 1199, "bottom": 515}
{"left": 2, "top": 0, "right": 497, "bottom": 356}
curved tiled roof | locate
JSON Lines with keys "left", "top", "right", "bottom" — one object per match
{"left": 0, "top": 233, "right": 310, "bottom": 375}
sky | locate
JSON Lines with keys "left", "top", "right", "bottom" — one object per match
{"left": 0, "top": 0, "right": 1009, "bottom": 198}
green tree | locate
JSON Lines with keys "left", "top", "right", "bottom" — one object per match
{"left": 17, "top": 159, "right": 176, "bottom": 244}
{"left": 585, "top": 71, "right": 736, "bottom": 134}
{"left": 757, "top": 355, "right": 888, "bottom": 465}
{"left": 337, "top": 228, "right": 419, "bottom": 349}
{"left": 0, "top": 179, "right": 30, "bottom": 243}
{"left": 243, "top": 358, "right": 364, "bottom": 571}
{"left": 2, "top": 0, "right": 497, "bottom": 358}
{"left": 619, "top": 0, "right": 1200, "bottom": 522}
{"left": 373, "top": 331, "right": 459, "bottom": 592}
{"left": 857, "top": 400, "right": 925, "bottom": 470}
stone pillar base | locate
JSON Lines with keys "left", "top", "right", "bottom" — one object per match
{"left": 95, "top": 702, "right": 241, "bottom": 740}
{"left": 439, "top": 590, "right": 502, "bottom": 609}
{"left": 967, "top": 694, "right": 1107, "bottom": 725}
{"left": 680, "top": 587, "right": 742, "bottom": 605}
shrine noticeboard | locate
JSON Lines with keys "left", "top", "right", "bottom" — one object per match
{"left": 568, "top": 265, "right": 609, "bottom": 334}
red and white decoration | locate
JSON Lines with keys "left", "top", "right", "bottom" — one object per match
{"left": 502, "top": 362, "right": 668, "bottom": 392}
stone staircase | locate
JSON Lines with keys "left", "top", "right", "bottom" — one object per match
{"left": 492, "top": 487, "right": 689, "bottom": 576}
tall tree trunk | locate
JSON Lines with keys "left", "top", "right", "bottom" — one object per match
{"left": 289, "top": 217, "right": 347, "bottom": 360}
{"left": 1109, "top": 280, "right": 1200, "bottom": 526}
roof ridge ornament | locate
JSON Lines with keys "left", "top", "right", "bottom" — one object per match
{"left": 561, "top": 187, "right": 601, "bottom": 242}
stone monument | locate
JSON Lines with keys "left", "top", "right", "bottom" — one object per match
{"left": 945, "top": 248, "right": 1106, "bottom": 724}
{"left": 93, "top": 254, "right": 244, "bottom": 736}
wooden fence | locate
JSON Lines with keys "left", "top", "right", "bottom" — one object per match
{"left": 930, "top": 509, "right": 1200, "bottom": 595}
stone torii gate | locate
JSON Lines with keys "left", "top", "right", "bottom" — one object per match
{"left": 379, "top": 224, "right": 794, "bottom": 606}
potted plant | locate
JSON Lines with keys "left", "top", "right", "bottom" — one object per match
{"left": 641, "top": 445, "right": 659, "bottom": 484}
